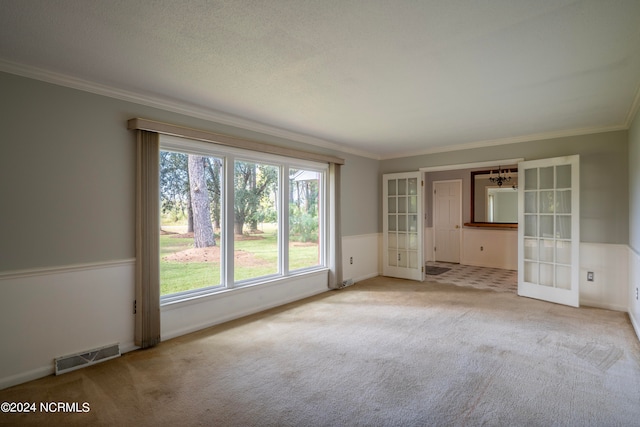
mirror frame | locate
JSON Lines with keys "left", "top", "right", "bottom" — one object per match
{"left": 468, "top": 168, "right": 518, "bottom": 227}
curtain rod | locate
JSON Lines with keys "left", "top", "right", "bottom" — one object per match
{"left": 128, "top": 118, "right": 345, "bottom": 165}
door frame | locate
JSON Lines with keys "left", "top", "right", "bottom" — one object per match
{"left": 432, "top": 179, "right": 462, "bottom": 263}
{"left": 421, "top": 158, "right": 523, "bottom": 267}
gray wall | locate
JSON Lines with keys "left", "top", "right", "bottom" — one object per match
{"left": 381, "top": 131, "right": 629, "bottom": 245}
{"left": 340, "top": 153, "right": 379, "bottom": 236}
{"left": 630, "top": 108, "right": 640, "bottom": 253}
{"left": 0, "top": 72, "right": 378, "bottom": 271}
{"left": 1, "top": 73, "right": 135, "bottom": 271}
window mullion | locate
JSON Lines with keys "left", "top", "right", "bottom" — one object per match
{"left": 281, "top": 166, "right": 289, "bottom": 276}
{"left": 224, "top": 155, "right": 235, "bottom": 287}
{"left": 318, "top": 173, "right": 330, "bottom": 266}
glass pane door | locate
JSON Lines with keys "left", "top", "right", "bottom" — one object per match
{"left": 518, "top": 156, "right": 579, "bottom": 307}
{"left": 383, "top": 172, "right": 424, "bottom": 281}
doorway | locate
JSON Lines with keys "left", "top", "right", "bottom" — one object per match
{"left": 433, "top": 180, "right": 462, "bottom": 263}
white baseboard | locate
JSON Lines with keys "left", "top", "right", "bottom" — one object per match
{"left": 580, "top": 299, "right": 628, "bottom": 312}
{"left": 120, "top": 342, "right": 140, "bottom": 354}
{"left": 352, "top": 272, "right": 379, "bottom": 283}
{"left": 0, "top": 366, "right": 54, "bottom": 392}
{"left": 630, "top": 310, "right": 640, "bottom": 343}
{"left": 628, "top": 246, "right": 640, "bottom": 342}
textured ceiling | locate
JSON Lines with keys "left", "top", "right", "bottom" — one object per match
{"left": 1, "top": 0, "right": 640, "bottom": 158}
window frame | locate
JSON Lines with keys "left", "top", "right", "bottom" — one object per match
{"left": 285, "top": 164, "right": 327, "bottom": 274}
{"left": 159, "top": 135, "right": 328, "bottom": 305}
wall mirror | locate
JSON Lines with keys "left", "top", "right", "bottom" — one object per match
{"left": 470, "top": 168, "right": 518, "bottom": 225}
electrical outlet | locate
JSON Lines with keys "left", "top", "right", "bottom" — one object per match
{"left": 587, "top": 272, "right": 594, "bottom": 282}
{"left": 350, "top": 256, "right": 353, "bottom": 265}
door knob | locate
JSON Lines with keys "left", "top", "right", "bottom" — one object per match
{"left": 455, "top": 225, "right": 460, "bottom": 229}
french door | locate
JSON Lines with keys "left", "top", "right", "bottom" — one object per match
{"left": 518, "top": 155, "right": 579, "bottom": 307}
{"left": 383, "top": 172, "right": 424, "bottom": 281}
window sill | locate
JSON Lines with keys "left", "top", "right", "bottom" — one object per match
{"left": 160, "top": 268, "right": 329, "bottom": 310}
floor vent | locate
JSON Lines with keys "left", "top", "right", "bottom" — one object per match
{"left": 340, "top": 278, "right": 355, "bottom": 289}
{"left": 55, "top": 343, "right": 120, "bottom": 375}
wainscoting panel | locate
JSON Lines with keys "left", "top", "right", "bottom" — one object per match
{"left": 0, "top": 260, "right": 136, "bottom": 390}
{"left": 461, "top": 228, "right": 517, "bottom": 270}
{"left": 629, "top": 247, "right": 640, "bottom": 341}
{"left": 426, "top": 227, "right": 517, "bottom": 269}
{"left": 579, "top": 243, "right": 628, "bottom": 312}
{"left": 342, "top": 234, "right": 381, "bottom": 282}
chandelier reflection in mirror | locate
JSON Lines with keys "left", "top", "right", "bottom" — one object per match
{"left": 489, "top": 167, "right": 517, "bottom": 189}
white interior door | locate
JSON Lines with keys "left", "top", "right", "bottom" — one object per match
{"left": 433, "top": 180, "right": 461, "bottom": 263}
{"left": 518, "top": 155, "right": 580, "bottom": 307}
{"left": 383, "top": 172, "right": 424, "bottom": 281}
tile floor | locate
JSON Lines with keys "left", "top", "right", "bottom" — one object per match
{"left": 425, "top": 261, "right": 517, "bottom": 293}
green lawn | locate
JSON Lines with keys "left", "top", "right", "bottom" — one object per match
{"left": 160, "top": 228, "right": 320, "bottom": 295}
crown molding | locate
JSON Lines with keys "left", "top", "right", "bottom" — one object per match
{"left": 0, "top": 59, "right": 380, "bottom": 160}
{"left": 1, "top": 59, "right": 634, "bottom": 162}
{"left": 380, "top": 124, "right": 629, "bottom": 160}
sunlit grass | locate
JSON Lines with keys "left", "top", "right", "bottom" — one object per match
{"left": 160, "top": 225, "right": 320, "bottom": 296}
{"left": 289, "top": 245, "right": 320, "bottom": 270}
{"left": 161, "top": 262, "right": 220, "bottom": 295}
{"left": 160, "top": 235, "right": 218, "bottom": 294}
